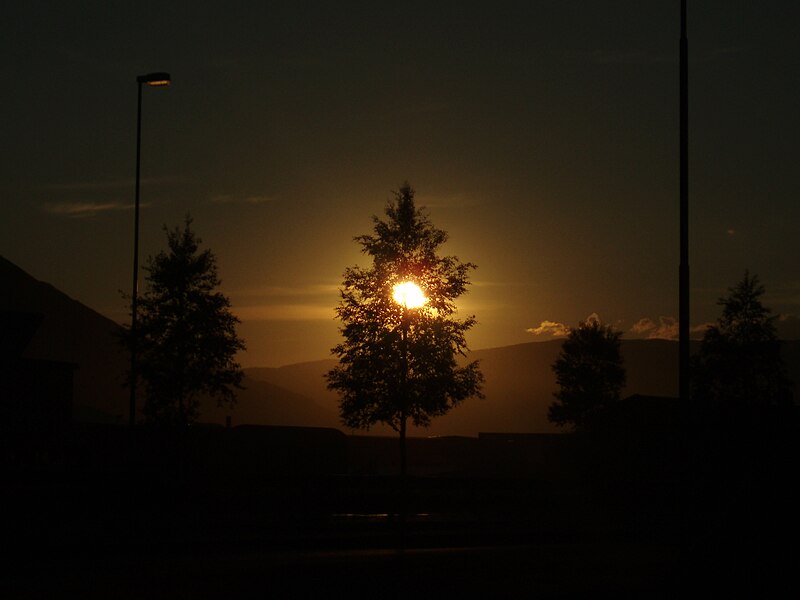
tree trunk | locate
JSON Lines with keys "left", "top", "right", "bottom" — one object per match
{"left": 399, "top": 414, "right": 407, "bottom": 478}
{"left": 399, "top": 413, "right": 407, "bottom": 547}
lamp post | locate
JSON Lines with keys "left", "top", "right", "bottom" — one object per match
{"left": 679, "top": 0, "right": 690, "bottom": 405}
{"left": 130, "top": 72, "right": 171, "bottom": 428}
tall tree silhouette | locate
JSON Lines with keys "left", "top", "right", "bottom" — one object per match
{"left": 549, "top": 317, "right": 626, "bottom": 430}
{"left": 692, "top": 271, "right": 792, "bottom": 411}
{"left": 326, "top": 183, "right": 483, "bottom": 475}
{"left": 124, "top": 216, "right": 245, "bottom": 425}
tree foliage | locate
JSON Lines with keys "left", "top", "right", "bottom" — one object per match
{"left": 549, "top": 317, "right": 626, "bottom": 430}
{"left": 692, "top": 271, "right": 792, "bottom": 410}
{"left": 128, "top": 217, "right": 245, "bottom": 425}
{"left": 326, "top": 184, "right": 483, "bottom": 434}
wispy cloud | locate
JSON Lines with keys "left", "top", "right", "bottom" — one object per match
{"left": 469, "top": 280, "right": 508, "bottom": 288}
{"left": 630, "top": 316, "right": 678, "bottom": 340}
{"left": 229, "top": 283, "right": 339, "bottom": 322}
{"left": 43, "top": 201, "right": 134, "bottom": 218}
{"left": 691, "top": 323, "right": 713, "bottom": 337}
{"left": 629, "top": 313, "right": 800, "bottom": 341}
{"left": 231, "top": 283, "right": 339, "bottom": 299}
{"left": 629, "top": 316, "right": 712, "bottom": 340}
{"left": 233, "top": 304, "right": 334, "bottom": 322}
{"left": 38, "top": 176, "right": 186, "bottom": 191}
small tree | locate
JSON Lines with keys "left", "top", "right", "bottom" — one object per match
{"left": 326, "top": 183, "right": 483, "bottom": 474}
{"left": 549, "top": 317, "right": 626, "bottom": 430}
{"left": 126, "top": 216, "right": 245, "bottom": 425}
{"left": 692, "top": 271, "right": 792, "bottom": 411}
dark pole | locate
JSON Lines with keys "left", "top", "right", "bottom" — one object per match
{"left": 679, "top": 0, "right": 690, "bottom": 404}
{"left": 130, "top": 80, "right": 143, "bottom": 428}
{"left": 129, "top": 72, "right": 170, "bottom": 428}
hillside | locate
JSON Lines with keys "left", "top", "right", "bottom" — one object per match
{"left": 199, "top": 377, "right": 337, "bottom": 429}
{"left": 0, "top": 256, "right": 341, "bottom": 426}
{"left": 243, "top": 339, "right": 688, "bottom": 436}
{"left": 244, "top": 338, "right": 800, "bottom": 436}
{"left": 4, "top": 255, "right": 799, "bottom": 435}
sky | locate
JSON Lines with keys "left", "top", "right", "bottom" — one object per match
{"left": 3, "top": 1, "right": 799, "bottom": 367}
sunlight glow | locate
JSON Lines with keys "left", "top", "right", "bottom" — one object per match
{"left": 392, "top": 281, "right": 427, "bottom": 309}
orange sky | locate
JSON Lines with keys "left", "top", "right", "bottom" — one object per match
{"left": 3, "top": 2, "right": 799, "bottom": 366}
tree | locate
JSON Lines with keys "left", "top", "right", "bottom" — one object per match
{"left": 692, "top": 271, "right": 792, "bottom": 411}
{"left": 126, "top": 216, "right": 245, "bottom": 425}
{"left": 548, "top": 317, "right": 626, "bottom": 430}
{"left": 326, "top": 183, "right": 483, "bottom": 474}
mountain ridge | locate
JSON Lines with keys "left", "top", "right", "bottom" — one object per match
{"left": 4, "top": 255, "right": 798, "bottom": 435}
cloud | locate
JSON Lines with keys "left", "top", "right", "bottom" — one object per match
{"left": 526, "top": 320, "right": 570, "bottom": 338}
{"left": 43, "top": 201, "right": 133, "bottom": 217}
{"left": 230, "top": 283, "right": 339, "bottom": 299}
{"left": 233, "top": 304, "right": 334, "bottom": 322}
{"left": 630, "top": 316, "right": 678, "bottom": 340}
{"left": 38, "top": 176, "right": 186, "bottom": 191}
{"left": 629, "top": 313, "right": 800, "bottom": 341}
{"left": 526, "top": 313, "right": 605, "bottom": 339}
{"left": 691, "top": 323, "right": 713, "bottom": 337}
{"left": 629, "top": 316, "right": 713, "bottom": 340}
{"left": 584, "top": 312, "right": 601, "bottom": 326}
{"left": 229, "top": 283, "right": 340, "bottom": 322}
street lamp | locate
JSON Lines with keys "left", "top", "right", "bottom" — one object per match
{"left": 130, "top": 71, "right": 171, "bottom": 428}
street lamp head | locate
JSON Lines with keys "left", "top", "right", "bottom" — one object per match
{"left": 137, "top": 72, "right": 171, "bottom": 87}
{"left": 393, "top": 281, "right": 427, "bottom": 309}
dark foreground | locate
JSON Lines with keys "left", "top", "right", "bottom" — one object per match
{"left": 15, "top": 539, "right": 677, "bottom": 598}
{"left": 4, "top": 422, "right": 799, "bottom": 597}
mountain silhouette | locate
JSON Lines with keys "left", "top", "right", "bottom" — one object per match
{"left": 0, "top": 256, "right": 338, "bottom": 426}
{"left": 3, "top": 255, "right": 798, "bottom": 434}
{"left": 244, "top": 339, "right": 694, "bottom": 436}
{"left": 199, "top": 376, "right": 337, "bottom": 428}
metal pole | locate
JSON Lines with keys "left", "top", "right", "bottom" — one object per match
{"left": 130, "top": 80, "right": 143, "bottom": 428}
{"left": 679, "top": 0, "right": 690, "bottom": 404}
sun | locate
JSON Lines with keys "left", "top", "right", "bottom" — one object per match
{"left": 392, "top": 281, "right": 427, "bottom": 309}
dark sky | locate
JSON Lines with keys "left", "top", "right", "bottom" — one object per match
{"left": 3, "top": 1, "right": 799, "bottom": 366}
